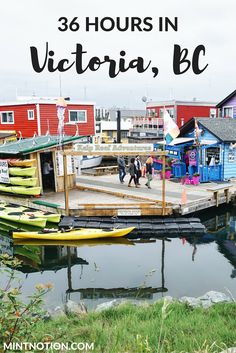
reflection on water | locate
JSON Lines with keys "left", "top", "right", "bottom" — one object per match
{"left": 0, "top": 207, "right": 236, "bottom": 309}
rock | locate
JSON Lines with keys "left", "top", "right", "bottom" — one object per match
{"left": 219, "top": 348, "right": 236, "bottom": 353}
{"left": 95, "top": 299, "right": 121, "bottom": 312}
{"left": 179, "top": 296, "right": 202, "bottom": 307}
{"left": 51, "top": 306, "right": 66, "bottom": 318}
{"left": 65, "top": 300, "right": 87, "bottom": 316}
{"left": 198, "top": 291, "right": 231, "bottom": 304}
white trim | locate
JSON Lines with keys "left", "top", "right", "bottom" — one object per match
{"left": 27, "top": 109, "right": 35, "bottom": 120}
{"left": 0, "top": 111, "right": 14, "bottom": 124}
{"left": 36, "top": 104, "right": 41, "bottom": 136}
{"left": 0, "top": 100, "right": 95, "bottom": 107}
{"left": 147, "top": 100, "right": 217, "bottom": 108}
{"left": 68, "top": 110, "right": 87, "bottom": 124}
{"left": 222, "top": 105, "right": 234, "bottom": 118}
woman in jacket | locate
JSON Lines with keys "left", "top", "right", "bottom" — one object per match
{"left": 128, "top": 157, "right": 139, "bottom": 187}
{"left": 145, "top": 156, "right": 153, "bottom": 189}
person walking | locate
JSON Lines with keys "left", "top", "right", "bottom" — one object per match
{"left": 145, "top": 156, "right": 153, "bottom": 189}
{"left": 128, "top": 157, "right": 139, "bottom": 187}
{"left": 117, "top": 155, "right": 126, "bottom": 184}
{"left": 134, "top": 155, "right": 142, "bottom": 185}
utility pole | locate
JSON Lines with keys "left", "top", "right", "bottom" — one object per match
{"left": 117, "top": 110, "right": 121, "bottom": 143}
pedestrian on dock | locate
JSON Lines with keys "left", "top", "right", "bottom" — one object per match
{"left": 117, "top": 155, "right": 126, "bottom": 184}
{"left": 135, "top": 155, "right": 142, "bottom": 185}
{"left": 128, "top": 157, "right": 139, "bottom": 188}
{"left": 145, "top": 156, "right": 153, "bottom": 189}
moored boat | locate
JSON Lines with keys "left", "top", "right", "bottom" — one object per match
{"left": 12, "top": 227, "right": 135, "bottom": 240}
{"left": 0, "top": 209, "right": 46, "bottom": 228}
{"left": 0, "top": 203, "right": 60, "bottom": 223}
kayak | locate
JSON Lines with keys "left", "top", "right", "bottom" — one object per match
{"left": 12, "top": 227, "right": 135, "bottom": 240}
{"left": 0, "top": 203, "right": 61, "bottom": 223}
{"left": 8, "top": 159, "right": 36, "bottom": 167}
{"left": 9, "top": 167, "right": 36, "bottom": 177}
{"left": 9, "top": 177, "right": 38, "bottom": 187}
{"left": 0, "top": 210, "right": 46, "bottom": 228}
{"left": 0, "top": 184, "right": 41, "bottom": 195}
{"left": 13, "top": 237, "right": 135, "bottom": 247}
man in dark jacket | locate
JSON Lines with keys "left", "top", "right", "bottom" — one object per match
{"left": 117, "top": 155, "right": 126, "bottom": 183}
{"left": 134, "top": 155, "right": 142, "bottom": 185}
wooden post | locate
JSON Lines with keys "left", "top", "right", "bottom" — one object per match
{"left": 162, "top": 154, "right": 166, "bottom": 216}
{"left": 63, "top": 154, "right": 69, "bottom": 216}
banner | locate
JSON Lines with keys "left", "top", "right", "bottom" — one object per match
{"left": 0, "top": 160, "right": 10, "bottom": 183}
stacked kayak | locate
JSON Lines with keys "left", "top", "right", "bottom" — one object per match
{"left": 0, "top": 162, "right": 40, "bottom": 196}
{"left": 8, "top": 159, "right": 36, "bottom": 167}
{"left": 12, "top": 227, "right": 135, "bottom": 241}
{"left": 0, "top": 202, "right": 61, "bottom": 227}
{"left": 9, "top": 177, "right": 38, "bottom": 187}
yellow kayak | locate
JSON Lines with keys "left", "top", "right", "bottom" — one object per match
{"left": 12, "top": 227, "right": 135, "bottom": 240}
{"left": 8, "top": 159, "right": 36, "bottom": 167}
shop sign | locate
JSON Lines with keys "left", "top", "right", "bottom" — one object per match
{"left": 74, "top": 143, "right": 154, "bottom": 153}
{"left": 0, "top": 160, "right": 10, "bottom": 183}
{"left": 56, "top": 153, "right": 75, "bottom": 176}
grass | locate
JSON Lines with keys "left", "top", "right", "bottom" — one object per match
{"left": 32, "top": 301, "right": 236, "bottom": 353}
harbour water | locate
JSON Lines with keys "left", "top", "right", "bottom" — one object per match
{"left": 0, "top": 206, "right": 236, "bottom": 310}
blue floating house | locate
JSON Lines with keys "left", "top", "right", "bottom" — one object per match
{"left": 179, "top": 118, "right": 236, "bottom": 182}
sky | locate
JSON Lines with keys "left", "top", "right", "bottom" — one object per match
{"left": 0, "top": 0, "right": 235, "bottom": 108}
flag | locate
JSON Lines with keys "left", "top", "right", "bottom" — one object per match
{"left": 163, "top": 110, "right": 180, "bottom": 144}
{"left": 194, "top": 119, "right": 201, "bottom": 138}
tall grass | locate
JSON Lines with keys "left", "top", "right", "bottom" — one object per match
{"left": 33, "top": 301, "right": 236, "bottom": 353}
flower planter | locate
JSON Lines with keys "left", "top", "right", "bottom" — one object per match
{"left": 160, "top": 170, "right": 172, "bottom": 180}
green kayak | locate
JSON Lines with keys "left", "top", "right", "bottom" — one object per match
{"left": 0, "top": 209, "right": 46, "bottom": 228}
{"left": 0, "top": 184, "right": 41, "bottom": 195}
{"left": 9, "top": 177, "right": 38, "bottom": 187}
{"left": 0, "top": 203, "right": 61, "bottom": 224}
{"left": 9, "top": 167, "right": 36, "bottom": 177}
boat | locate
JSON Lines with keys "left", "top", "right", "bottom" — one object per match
{"left": 13, "top": 237, "right": 135, "bottom": 247}
{"left": 9, "top": 167, "right": 36, "bottom": 177}
{"left": 80, "top": 156, "right": 103, "bottom": 169}
{"left": 12, "top": 227, "right": 135, "bottom": 240}
{"left": 9, "top": 177, "right": 38, "bottom": 187}
{"left": 8, "top": 159, "right": 36, "bottom": 167}
{"left": 0, "top": 184, "right": 41, "bottom": 195}
{"left": 0, "top": 209, "right": 46, "bottom": 228}
{"left": 0, "top": 203, "right": 61, "bottom": 223}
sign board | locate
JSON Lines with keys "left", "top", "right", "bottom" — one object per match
{"left": 55, "top": 152, "right": 75, "bottom": 176}
{"left": 0, "top": 160, "right": 10, "bottom": 184}
{"left": 74, "top": 143, "right": 154, "bottom": 153}
{"left": 117, "top": 209, "right": 142, "bottom": 216}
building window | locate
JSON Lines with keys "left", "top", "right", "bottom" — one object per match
{"left": 1, "top": 111, "right": 14, "bottom": 124}
{"left": 69, "top": 110, "right": 87, "bottom": 123}
{"left": 223, "top": 106, "right": 233, "bottom": 118}
{"left": 27, "top": 109, "right": 34, "bottom": 120}
{"left": 210, "top": 108, "right": 216, "bottom": 118}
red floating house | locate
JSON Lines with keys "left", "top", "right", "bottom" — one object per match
{"left": 0, "top": 98, "right": 95, "bottom": 138}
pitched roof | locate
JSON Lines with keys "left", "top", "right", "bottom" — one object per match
{"left": 0, "top": 135, "right": 85, "bottom": 156}
{"left": 216, "top": 90, "right": 236, "bottom": 108}
{"left": 180, "top": 118, "right": 236, "bottom": 142}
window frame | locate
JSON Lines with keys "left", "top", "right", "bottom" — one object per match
{"left": 223, "top": 106, "right": 233, "bottom": 118}
{"left": 68, "top": 110, "right": 87, "bottom": 124}
{"left": 1, "top": 111, "right": 14, "bottom": 124}
{"left": 27, "top": 109, "right": 35, "bottom": 120}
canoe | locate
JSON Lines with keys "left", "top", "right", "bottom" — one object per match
{"left": 8, "top": 159, "right": 36, "bottom": 167}
{"left": 9, "top": 177, "right": 38, "bottom": 187}
{"left": 0, "top": 203, "right": 60, "bottom": 223}
{"left": 9, "top": 167, "right": 36, "bottom": 177}
{"left": 0, "top": 210, "right": 46, "bottom": 228}
{"left": 0, "top": 184, "right": 41, "bottom": 195}
{"left": 12, "top": 227, "right": 135, "bottom": 240}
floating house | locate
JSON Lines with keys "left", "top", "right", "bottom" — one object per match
{"left": 0, "top": 134, "right": 86, "bottom": 195}
{"left": 129, "top": 99, "right": 217, "bottom": 142}
{"left": 0, "top": 98, "right": 95, "bottom": 138}
{"left": 179, "top": 118, "right": 236, "bottom": 182}
{"left": 216, "top": 89, "right": 236, "bottom": 118}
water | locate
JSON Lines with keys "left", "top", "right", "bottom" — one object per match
{"left": 0, "top": 206, "right": 236, "bottom": 310}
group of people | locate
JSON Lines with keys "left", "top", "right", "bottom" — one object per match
{"left": 117, "top": 155, "right": 153, "bottom": 189}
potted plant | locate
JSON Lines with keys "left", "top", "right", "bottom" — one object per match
{"left": 192, "top": 172, "right": 200, "bottom": 185}
{"left": 165, "top": 167, "right": 172, "bottom": 179}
